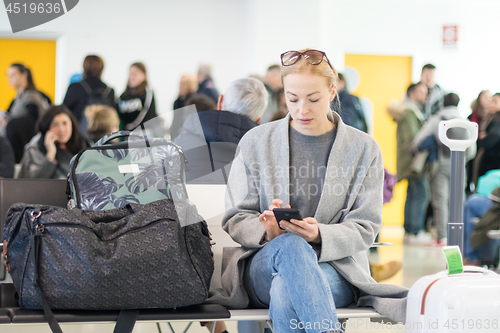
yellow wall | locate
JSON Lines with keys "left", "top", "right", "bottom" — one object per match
{"left": 0, "top": 38, "right": 56, "bottom": 110}
{"left": 345, "top": 54, "right": 412, "bottom": 226}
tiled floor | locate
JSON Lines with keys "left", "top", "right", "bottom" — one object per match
{"left": 1, "top": 227, "right": 456, "bottom": 333}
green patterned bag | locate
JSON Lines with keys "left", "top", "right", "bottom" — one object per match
{"left": 68, "top": 131, "right": 188, "bottom": 211}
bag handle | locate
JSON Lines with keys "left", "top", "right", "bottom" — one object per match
{"left": 96, "top": 131, "right": 149, "bottom": 146}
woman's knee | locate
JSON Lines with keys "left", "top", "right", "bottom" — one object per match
{"left": 273, "top": 233, "right": 312, "bottom": 252}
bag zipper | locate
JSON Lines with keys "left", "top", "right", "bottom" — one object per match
{"left": 41, "top": 218, "right": 176, "bottom": 242}
{"left": 70, "top": 140, "right": 188, "bottom": 209}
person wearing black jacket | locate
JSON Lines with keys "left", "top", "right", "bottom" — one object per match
{"left": 174, "top": 77, "right": 268, "bottom": 184}
{"left": 0, "top": 135, "right": 15, "bottom": 178}
{"left": 63, "top": 55, "right": 115, "bottom": 129}
{"left": 116, "top": 62, "right": 157, "bottom": 130}
{"left": 475, "top": 93, "right": 500, "bottom": 182}
{"left": 197, "top": 63, "right": 219, "bottom": 103}
{"left": 6, "top": 63, "right": 48, "bottom": 162}
{"left": 331, "top": 73, "right": 368, "bottom": 133}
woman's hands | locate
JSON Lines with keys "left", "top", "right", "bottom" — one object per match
{"left": 280, "top": 217, "right": 322, "bottom": 243}
{"left": 44, "top": 130, "right": 58, "bottom": 163}
{"left": 258, "top": 199, "right": 322, "bottom": 243}
{"left": 259, "top": 199, "right": 288, "bottom": 242}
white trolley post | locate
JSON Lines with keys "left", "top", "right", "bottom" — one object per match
{"left": 438, "top": 119, "right": 478, "bottom": 254}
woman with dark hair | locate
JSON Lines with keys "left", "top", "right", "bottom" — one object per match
{"left": 6, "top": 63, "right": 49, "bottom": 162}
{"left": 116, "top": 62, "right": 157, "bottom": 130}
{"left": 467, "top": 90, "right": 493, "bottom": 192}
{"left": 18, "top": 105, "right": 90, "bottom": 179}
{"left": 63, "top": 55, "right": 115, "bottom": 131}
{"left": 468, "top": 90, "right": 492, "bottom": 131}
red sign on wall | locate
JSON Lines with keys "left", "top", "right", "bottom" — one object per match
{"left": 443, "top": 25, "right": 458, "bottom": 45}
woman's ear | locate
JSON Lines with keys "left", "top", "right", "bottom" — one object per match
{"left": 329, "top": 84, "right": 336, "bottom": 103}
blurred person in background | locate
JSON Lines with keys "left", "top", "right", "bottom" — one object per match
{"left": 5, "top": 63, "right": 49, "bottom": 162}
{"left": 85, "top": 105, "right": 120, "bottom": 144}
{"left": 260, "top": 64, "right": 283, "bottom": 123}
{"left": 472, "top": 92, "right": 500, "bottom": 186}
{"left": 467, "top": 90, "right": 492, "bottom": 193}
{"left": 184, "top": 93, "right": 217, "bottom": 113}
{"left": 171, "top": 74, "right": 199, "bottom": 139}
{"left": 0, "top": 135, "right": 15, "bottom": 178}
{"left": 116, "top": 62, "right": 157, "bottom": 130}
{"left": 18, "top": 105, "right": 90, "bottom": 179}
{"left": 63, "top": 55, "right": 115, "bottom": 133}
{"left": 197, "top": 63, "right": 219, "bottom": 103}
{"left": 413, "top": 93, "right": 476, "bottom": 246}
{"left": 420, "top": 63, "right": 446, "bottom": 119}
{"left": 387, "top": 82, "right": 430, "bottom": 244}
{"left": 331, "top": 73, "right": 368, "bottom": 133}
{"left": 174, "top": 77, "right": 266, "bottom": 184}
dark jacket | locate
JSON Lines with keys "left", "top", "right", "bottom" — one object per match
{"left": 18, "top": 136, "right": 91, "bottom": 179}
{"left": 174, "top": 110, "right": 257, "bottom": 184}
{"left": 0, "top": 136, "right": 15, "bottom": 178}
{"left": 477, "top": 112, "right": 500, "bottom": 180}
{"left": 5, "top": 116, "right": 37, "bottom": 163}
{"left": 332, "top": 89, "right": 368, "bottom": 133}
{"left": 197, "top": 78, "right": 219, "bottom": 104}
{"left": 171, "top": 93, "right": 194, "bottom": 140}
{"left": 63, "top": 76, "right": 115, "bottom": 122}
{"left": 117, "top": 87, "right": 156, "bottom": 130}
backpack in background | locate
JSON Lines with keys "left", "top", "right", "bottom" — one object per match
{"left": 68, "top": 131, "right": 189, "bottom": 213}
{"left": 80, "top": 80, "right": 114, "bottom": 107}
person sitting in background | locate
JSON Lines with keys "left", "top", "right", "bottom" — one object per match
{"left": 472, "top": 92, "right": 500, "bottom": 185}
{"left": 0, "top": 135, "right": 15, "bottom": 178}
{"left": 18, "top": 105, "right": 90, "bottom": 179}
{"left": 260, "top": 64, "right": 283, "bottom": 123}
{"left": 63, "top": 55, "right": 115, "bottom": 133}
{"left": 464, "top": 172, "right": 500, "bottom": 266}
{"left": 5, "top": 63, "right": 49, "bottom": 163}
{"left": 171, "top": 74, "right": 199, "bottom": 139}
{"left": 197, "top": 63, "right": 219, "bottom": 103}
{"left": 467, "top": 90, "right": 493, "bottom": 193}
{"left": 413, "top": 93, "right": 476, "bottom": 246}
{"left": 85, "top": 105, "right": 120, "bottom": 143}
{"left": 185, "top": 93, "right": 217, "bottom": 113}
{"left": 116, "top": 62, "right": 157, "bottom": 131}
{"left": 174, "top": 77, "right": 267, "bottom": 184}
{"left": 331, "top": 73, "right": 368, "bottom": 133}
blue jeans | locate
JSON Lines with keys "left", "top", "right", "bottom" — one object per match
{"left": 404, "top": 176, "right": 429, "bottom": 235}
{"left": 464, "top": 195, "right": 499, "bottom": 263}
{"left": 241, "top": 233, "right": 354, "bottom": 333}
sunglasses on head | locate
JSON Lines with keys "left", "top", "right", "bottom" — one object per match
{"left": 280, "top": 50, "right": 333, "bottom": 71}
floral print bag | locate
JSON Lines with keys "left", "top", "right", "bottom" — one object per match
{"left": 68, "top": 131, "right": 188, "bottom": 211}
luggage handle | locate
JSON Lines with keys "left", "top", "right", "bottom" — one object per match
{"left": 438, "top": 119, "right": 478, "bottom": 151}
{"left": 101, "top": 131, "right": 147, "bottom": 145}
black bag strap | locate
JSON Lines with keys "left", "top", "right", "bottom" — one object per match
{"left": 113, "top": 310, "right": 140, "bottom": 333}
{"left": 30, "top": 214, "right": 139, "bottom": 333}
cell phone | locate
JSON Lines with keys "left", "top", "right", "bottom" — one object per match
{"left": 273, "top": 208, "right": 303, "bottom": 230}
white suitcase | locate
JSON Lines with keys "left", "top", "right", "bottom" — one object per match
{"left": 406, "top": 266, "right": 500, "bottom": 333}
{"left": 406, "top": 120, "right": 500, "bottom": 332}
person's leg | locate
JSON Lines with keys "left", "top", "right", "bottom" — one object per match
{"left": 464, "top": 195, "right": 493, "bottom": 262}
{"left": 430, "top": 169, "right": 449, "bottom": 241}
{"left": 248, "top": 233, "right": 342, "bottom": 333}
{"left": 404, "top": 176, "right": 429, "bottom": 236}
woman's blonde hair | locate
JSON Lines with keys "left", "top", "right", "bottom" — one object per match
{"left": 280, "top": 49, "right": 339, "bottom": 122}
{"left": 85, "top": 105, "right": 120, "bottom": 142}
